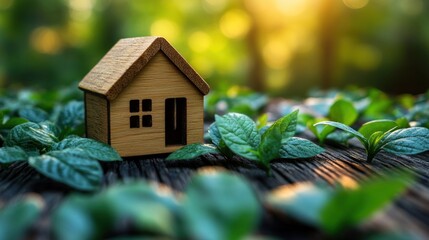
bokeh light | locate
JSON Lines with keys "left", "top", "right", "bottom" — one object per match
{"left": 342, "top": 0, "right": 369, "bottom": 9}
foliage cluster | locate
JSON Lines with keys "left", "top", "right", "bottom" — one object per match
{"left": 168, "top": 110, "right": 324, "bottom": 174}
{"left": 0, "top": 170, "right": 416, "bottom": 239}
{"left": 0, "top": 89, "right": 121, "bottom": 190}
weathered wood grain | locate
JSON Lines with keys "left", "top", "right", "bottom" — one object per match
{"left": 1, "top": 136, "right": 429, "bottom": 239}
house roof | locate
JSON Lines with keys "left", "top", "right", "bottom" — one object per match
{"left": 79, "top": 36, "right": 210, "bottom": 101}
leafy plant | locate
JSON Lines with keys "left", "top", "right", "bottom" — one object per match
{"left": 56, "top": 100, "right": 85, "bottom": 137}
{"left": 0, "top": 122, "right": 122, "bottom": 191}
{"left": 0, "top": 195, "right": 44, "bottom": 240}
{"left": 308, "top": 98, "right": 358, "bottom": 144}
{"left": 53, "top": 170, "right": 261, "bottom": 240}
{"left": 315, "top": 120, "right": 429, "bottom": 162}
{"left": 266, "top": 170, "right": 415, "bottom": 236}
{"left": 204, "top": 87, "right": 268, "bottom": 119}
{"left": 0, "top": 110, "right": 28, "bottom": 145}
{"left": 168, "top": 110, "right": 324, "bottom": 174}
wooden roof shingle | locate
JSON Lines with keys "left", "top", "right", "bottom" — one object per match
{"left": 79, "top": 36, "right": 210, "bottom": 100}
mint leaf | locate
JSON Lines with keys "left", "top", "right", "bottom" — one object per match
{"left": 18, "top": 107, "right": 49, "bottom": 123}
{"left": 53, "top": 194, "right": 107, "bottom": 240}
{"left": 52, "top": 136, "right": 121, "bottom": 161}
{"left": 0, "top": 196, "right": 43, "bottom": 240}
{"left": 315, "top": 121, "right": 366, "bottom": 144}
{"left": 320, "top": 171, "right": 414, "bottom": 235}
{"left": 0, "top": 146, "right": 28, "bottom": 163}
{"left": 57, "top": 101, "right": 85, "bottom": 136}
{"left": 318, "top": 125, "right": 336, "bottom": 143}
{"left": 105, "top": 183, "right": 179, "bottom": 236}
{"left": 39, "top": 121, "right": 61, "bottom": 139}
{"left": 208, "top": 123, "right": 222, "bottom": 146}
{"left": 276, "top": 109, "right": 298, "bottom": 140}
{"left": 215, "top": 113, "right": 260, "bottom": 160}
{"left": 29, "top": 149, "right": 103, "bottom": 191}
{"left": 380, "top": 127, "right": 429, "bottom": 155}
{"left": 266, "top": 183, "right": 332, "bottom": 227}
{"left": 166, "top": 143, "right": 220, "bottom": 160}
{"left": 258, "top": 121, "right": 282, "bottom": 166}
{"left": 358, "top": 120, "right": 398, "bottom": 139}
{"left": 2, "top": 117, "right": 28, "bottom": 129}
{"left": 256, "top": 113, "right": 268, "bottom": 130}
{"left": 5, "top": 122, "right": 59, "bottom": 153}
{"left": 329, "top": 98, "right": 358, "bottom": 125}
{"left": 326, "top": 131, "right": 354, "bottom": 145}
{"left": 279, "top": 137, "right": 324, "bottom": 158}
{"left": 183, "top": 171, "right": 261, "bottom": 240}
{"left": 53, "top": 182, "right": 180, "bottom": 240}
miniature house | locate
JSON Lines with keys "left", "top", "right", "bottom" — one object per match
{"left": 79, "top": 37, "right": 210, "bottom": 157}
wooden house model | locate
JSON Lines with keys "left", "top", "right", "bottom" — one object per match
{"left": 79, "top": 36, "right": 210, "bottom": 157}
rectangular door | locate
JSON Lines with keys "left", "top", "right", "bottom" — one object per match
{"left": 165, "top": 98, "right": 187, "bottom": 146}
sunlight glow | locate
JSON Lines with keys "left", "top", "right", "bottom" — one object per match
{"left": 262, "top": 38, "right": 292, "bottom": 69}
{"left": 68, "top": 0, "right": 93, "bottom": 11}
{"left": 343, "top": 0, "right": 369, "bottom": 9}
{"left": 30, "top": 27, "right": 62, "bottom": 54}
{"left": 0, "top": 0, "right": 13, "bottom": 10}
{"left": 400, "top": 0, "right": 423, "bottom": 16}
{"left": 203, "top": 0, "right": 227, "bottom": 12}
{"left": 219, "top": 9, "right": 251, "bottom": 39}
{"left": 188, "top": 31, "right": 212, "bottom": 53}
{"left": 150, "top": 19, "right": 179, "bottom": 42}
{"left": 275, "top": 0, "right": 308, "bottom": 16}
{"left": 191, "top": 56, "right": 214, "bottom": 78}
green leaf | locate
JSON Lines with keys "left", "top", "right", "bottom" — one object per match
{"left": 395, "top": 117, "right": 410, "bottom": 129}
{"left": 258, "top": 121, "right": 282, "bottom": 165}
{"left": 39, "top": 121, "right": 61, "bottom": 139}
{"left": 208, "top": 123, "right": 222, "bottom": 146}
{"left": 256, "top": 113, "right": 268, "bottom": 130}
{"left": 358, "top": 120, "right": 398, "bottom": 139}
{"left": 18, "top": 106, "right": 49, "bottom": 123}
{"left": 266, "top": 183, "right": 332, "bottom": 227}
{"left": 52, "top": 136, "right": 122, "bottom": 161}
{"left": 276, "top": 109, "right": 298, "bottom": 140}
{"left": 53, "top": 194, "right": 109, "bottom": 240}
{"left": 5, "top": 122, "right": 59, "bottom": 153}
{"left": 57, "top": 101, "right": 85, "bottom": 136}
{"left": 326, "top": 131, "right": 354, "bottom": 145}
{"left": 28, "top": 149, "right": 103, "bottom": 191}
{"left": 329, "top": 99, "right": 358, "bottom": 125}
{"left": 183, "top": 171, "right": 261, "bottom": 240}
{"left": 208, "top": 123, "right": 235, "bottom": 158}
{"left": 315, "top": 121, "right": 367, "bottom": 144}
{"left": 105, "top": 182, "right": 179, "bottom": 236}
{"left": 0, "top": 196, "right": 43, "bottom": 240}
{"left": 0, "top": 146, "right": 28, "bottom": 163}
{"left": 320, "top": 170, "right": 414, "bottom": 235}
{"left": 53, "top": 181, "right": 180, "bottom": 240}
{"left": 166, "top": 143, "right": 220, "bottom": 160}
{"left": 279, "top": 137, "right": 324, "bottom": 159}
{"left": 2, "top": 117, "right": 28, "bottom": 129}
{"left": 215, "top": 113, "right": 260, "bottom": 160}
{"left": 380, "top": 127, "right": 429, "bottom": 155}
{"left": 318, "top": 125, "right": 335, "bottom": 143}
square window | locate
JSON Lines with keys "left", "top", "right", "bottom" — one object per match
{"left": 130, "top": 115, "right": 140, "bottom": 128}
{"left": 129, "top": 100, "right": 139, "bottom": 113}
{"left": 142, "top": 115, "right": 152, "bottom": 127}
{"left": 142, "top": 99, "right": 152, "bottom": 112}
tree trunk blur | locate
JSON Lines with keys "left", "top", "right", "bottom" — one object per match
{"left": 319, "top": 0, "right": 339, "bottom": 90}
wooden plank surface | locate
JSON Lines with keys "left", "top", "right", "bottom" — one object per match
{"left": 1, "top": 133, "right": 429, "bottom": 238}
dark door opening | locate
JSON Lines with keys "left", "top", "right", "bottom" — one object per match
{"left": 165, "top": 98, "right": 187, "bottom": 146}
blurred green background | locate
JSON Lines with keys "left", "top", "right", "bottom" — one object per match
{"left": 1, "top": 0, "right": 429, "bottom": 96}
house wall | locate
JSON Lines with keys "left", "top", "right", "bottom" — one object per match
{"left": 85, "top": 92, "right": 109, "bottom": 143}
{"left": 109, "top": 52, "right": 204, "bottom": 157}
